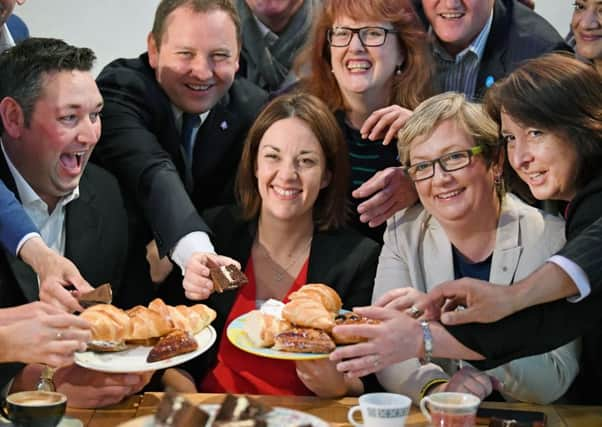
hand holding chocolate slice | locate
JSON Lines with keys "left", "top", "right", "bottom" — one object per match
{"left": 208, "top": 259, "right": 248, "bottom": 293}
{"left": 78, "top": 283, "right": 113, "bottom": 308}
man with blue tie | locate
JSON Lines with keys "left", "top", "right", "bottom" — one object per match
{"left": 93, "top": 0, "right": 268, "bottom": 303}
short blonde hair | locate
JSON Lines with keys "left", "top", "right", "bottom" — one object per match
{"left": 397, "top": 92, "right": 500, "bottom": 167}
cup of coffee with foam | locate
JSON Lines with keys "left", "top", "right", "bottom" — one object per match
{"left": 1, "top": 390, "right": 67, "bottom": 427}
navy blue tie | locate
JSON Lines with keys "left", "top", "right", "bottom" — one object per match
{"left": 181, "top": 113, "right": 201, "bottom": 163}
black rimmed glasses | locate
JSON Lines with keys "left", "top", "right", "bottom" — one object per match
{"left": 327, "top": 26, "right": 397, "bottom": 47}
{"left": 405, "top": 146, "right": 484, "bottom": 182}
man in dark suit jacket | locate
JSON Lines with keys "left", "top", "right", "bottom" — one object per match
{"left": 93, "top": 0, "right": 268, "bottom": 297}
{"left": 0, "top": 37, "right": 151, "bottom": 408}
{"left": 414, "top": 0, "right": 570, "bottom": 100}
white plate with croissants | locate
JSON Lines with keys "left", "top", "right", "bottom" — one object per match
{"left": 227, "top": 284, "right": 379, "bottom": 360}
{"left": 74, "top": 298, "right": 217, "bottom": 373}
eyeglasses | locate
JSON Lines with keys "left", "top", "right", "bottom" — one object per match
{"left": 327, "top": 26, "right": 397, "bottom": 47}
{"left": 405, "top": 146, "right": 484, "bottom": 182}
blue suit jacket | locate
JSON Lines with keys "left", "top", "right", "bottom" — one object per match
{"left": 0, "top": 180, "right": 36, "bottom": 255}
{"left": 6, "top": 15, "right": 29, "bottom": 43}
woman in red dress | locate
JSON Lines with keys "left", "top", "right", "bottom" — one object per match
{"left": 165, "top": 93, "right": 381, "bottom": 397}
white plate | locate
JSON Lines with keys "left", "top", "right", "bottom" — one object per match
{"left": 118, "top": 404, "right": 329, "bottom": 427}
{"left": 74, "top": 327, "right": 216, "bottom": 373}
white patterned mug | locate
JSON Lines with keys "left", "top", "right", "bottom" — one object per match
{"left": 348, "top": 392, "right": 411, "bottom": 427}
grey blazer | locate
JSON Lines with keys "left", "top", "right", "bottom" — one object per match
{"left": 373, "top": 194, "right": 580, "bottom": 404}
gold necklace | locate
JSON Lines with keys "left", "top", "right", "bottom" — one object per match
{"left": 256, "top": 237, "right": 312, "bottom": 282}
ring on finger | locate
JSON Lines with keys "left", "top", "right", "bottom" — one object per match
{"left": 408, "top": 305, "right": 422, "bottom": 318}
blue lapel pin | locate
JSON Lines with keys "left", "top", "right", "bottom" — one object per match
{"left": 220, "top": 120, "right": 228, "bottom": 130}
{"left": 485, "top": 75, "right": 495, "bottom": 88}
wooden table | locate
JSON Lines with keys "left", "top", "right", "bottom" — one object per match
{"left": 66, "top": 393, "right": 602, "bottom": 427}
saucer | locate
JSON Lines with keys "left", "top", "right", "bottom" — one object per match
{"left": 0, "top": 416, "right": 82, "bottom": 427}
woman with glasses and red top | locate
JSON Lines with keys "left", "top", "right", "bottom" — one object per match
{"left": 370, "top": 92, "right": 579, "bottom": 405}
{"left": 295, "top": 0, "right": 433, "bottom": 242}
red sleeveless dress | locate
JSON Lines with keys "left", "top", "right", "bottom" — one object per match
{"left": 199, "top": 256, "right": 312, "bottom": 395}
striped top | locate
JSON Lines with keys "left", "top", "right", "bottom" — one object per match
{"left": 338, "top": 112, "right": 399, "bottom": 243}
{"left": 431, "top": 12, "right": 493, "bottom": 100}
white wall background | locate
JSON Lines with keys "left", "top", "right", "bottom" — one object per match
{"left": 14, "top": 1, "right": 573, "bottom": 76}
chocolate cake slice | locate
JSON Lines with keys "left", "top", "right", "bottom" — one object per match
{"left": 78, "top": 283, "right": 112, "bottom": 308}
{"left": 155, "top": 389, "right": 209, "bottom": 427}
{"left": 210, "top": 264, "right": 248, "bottom": 293}
{"left": 213, "top": 394, "right": 270, "bottom": 426}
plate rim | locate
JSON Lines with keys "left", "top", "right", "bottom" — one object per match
{"left": 227, "top": 311, "right": 335, "bottom": 361}
{"left": 74, "top": 326, "right": 217, "bottom": 373}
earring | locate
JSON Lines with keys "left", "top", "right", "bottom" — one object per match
{"left": 395, "top": 64, "right": 402, "bottom": 75}
{"left": 494, "top": 175, "right": 502, "bottom": 185}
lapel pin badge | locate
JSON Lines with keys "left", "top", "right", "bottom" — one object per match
{"left": 220, "top": 120, "right": 228, "bottom": 130}
{"left": 485, "top": 75, "right": 495, "bottom": 88}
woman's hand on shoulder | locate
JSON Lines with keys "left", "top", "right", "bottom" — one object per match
{"left": 352, "top": 167, "right": 417, "bottom": 227}
{"left": 360, "top": 105, "right": 413, "bottom": 146}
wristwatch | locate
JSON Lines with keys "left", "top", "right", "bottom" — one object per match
{"left": 420, "top": 320, "right": 433, "bottom": 364}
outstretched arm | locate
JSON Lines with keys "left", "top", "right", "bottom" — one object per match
{"left": 20, "top": 237, "right": 93, "bottom": 312}
{"left": 329, "top": 306, "right": 483, "bottom": 379}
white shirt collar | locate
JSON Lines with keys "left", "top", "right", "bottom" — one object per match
{"left": 430, "top": 11, "right": 494, "bottom": 62}
{"left": 171, "top": 106, "right": 210, "bottom": 132}
{"left": 0, "top": 23, "right": 15, "bottom": 53}
{"left": 0, "top": 139, "right": 80, "bottom": 212}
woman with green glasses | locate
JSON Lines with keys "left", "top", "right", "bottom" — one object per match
{"left": 370, "top": 92, "right": 579, "bottom": 404}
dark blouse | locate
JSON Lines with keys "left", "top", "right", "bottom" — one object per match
{"left": 337, "top": 111, "right": 400, "bottom": 243}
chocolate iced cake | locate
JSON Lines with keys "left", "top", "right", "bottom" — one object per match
{"left": 210, "top": 264, "right": 248, "bottom": 293}
{"left": 213, "top": 394, "right": 270, "bottom": 426}
{"left": 155, "top": 390, "right": 209, "bottom": 427}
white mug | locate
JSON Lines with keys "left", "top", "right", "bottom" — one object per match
{"left": 347, "top": 392, "right": 411, "bottom": 427}
{"left": 420, "top": 392, "right": 480, "bottom": 427}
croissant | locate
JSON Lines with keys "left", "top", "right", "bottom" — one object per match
{"left": 243, "top": 310, "right": 291, "bottom": 347}
{"left": 126, "top": 305, "right": 173, "bottom": 341}
{"left": 80, "top": 304, "right": 132, "bottom": 342}
{"left": 282, "top": 298, "right": 335, "bottom": 331}
{"left": 148, "top": 298, "right": 217, "bottom": 334}
{"left": 288, "top": 283, "right": 342, "bottom": 313}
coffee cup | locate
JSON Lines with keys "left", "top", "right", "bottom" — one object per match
{"left": 347, "top": 392, "right": 411, "bottom": 427}
{"left": 1, "top": 390, "right": 67, "bottom": 427}
{"left": 420, "top": 392, "right": 480, "bottom": 427}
